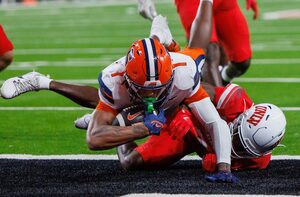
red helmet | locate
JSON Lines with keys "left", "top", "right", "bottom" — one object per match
{"left": 125, "top": 38, "right": 173, "bottom": 108}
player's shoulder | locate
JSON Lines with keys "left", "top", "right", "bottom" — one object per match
{"left": 99, "top": 56, "right": 126, "bottom": 88}
{"left": 215, "top": 84, "right": 246, "bottom": 108}
{"left": 170, "top": 52, "right": 203, "bottom": 90}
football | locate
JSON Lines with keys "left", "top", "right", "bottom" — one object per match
{"left": 112, "top": 105, "right": 145, "bottom": 126}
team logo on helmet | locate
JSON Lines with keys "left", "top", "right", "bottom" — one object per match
{"left": 124, "top": 38, "right": 174, "bottom": 109}
{"left": 231, "top": 103, "right": 286, "bottom": 158}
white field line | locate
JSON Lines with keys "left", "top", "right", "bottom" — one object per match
{"left": 0, "top": 154, "right": 299, "bottom": 160}
{"left": 0, "top": 107, "right": 91, "bottom": 111}
{"left": 14, "top": 48, "right": 127, "bottom": 55}
{"left": 233, "top": 78, "right": 300, "bottom": 83}
{"left": 6, "top": 58, "right": 300, "bottom": 70}
{"left": 0, "top": 0, "right": 171, "bottom": 12}
{"left": 12, "top": 46, "right": 300, "bottom": 56}
{"left": 263, "top": 9, "right": 300, "bottom": 20}
{"left": 0, "top": 106, "right": 299, "bottom": 111}
{"left": 123, "top": 194, "right": 296, "bottom": 197}
{"left": 1, "top": 78, "right": 300, "bottom": 85}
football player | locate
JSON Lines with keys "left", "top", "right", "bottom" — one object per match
{"left": 138, "top": 0, "right": 258, "bottom": 86}
{"left": 0, "top": 25, "right": 14, "bottom": 72}
{"left": 1, "top": 0, "right": 239, "bottom": 183}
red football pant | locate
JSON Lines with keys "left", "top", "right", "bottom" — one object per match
{"left": 175, "top": 0, "right": 252, "bottom": 62}
{"left": 0, "top": 25, "right": 14, "bottom": 56}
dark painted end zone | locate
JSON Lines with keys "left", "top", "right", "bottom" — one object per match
{"left": 0, "top": 159, "right": 299, "bottom": 196}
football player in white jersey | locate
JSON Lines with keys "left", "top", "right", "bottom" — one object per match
{"left": 1, "top": 0, "right": 239, "bottom": 183}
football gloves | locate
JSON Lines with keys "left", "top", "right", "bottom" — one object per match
{"left": 138, "top": 0, "right": 157, "bottom": 20}
{"left": 143, "top": 109, "right": 166, "bottom": 135}
{"left": 150, "top": 15, "right": 173, "bottom": 47}
{"left": 168, "top": 108, "right": 197, "bottom": 139}
{"left": 205, "top": 171, "right": 239, "bottom": 184}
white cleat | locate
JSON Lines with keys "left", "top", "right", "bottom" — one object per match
{"left": 0, "top": 71, "right": 52, "bottom": 99}
{"left": 74, "top": 113, "right": 92, "bottom": 130}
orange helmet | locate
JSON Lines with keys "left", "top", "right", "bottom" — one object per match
{"left": 124, "top": 38, "right": 174, "bottom": 108}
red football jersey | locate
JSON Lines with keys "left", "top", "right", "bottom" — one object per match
{"left": 0, "top": 25, "right": 13, "bottom": 56}
{"left": 202, "top": 84, "right": 271, "bottom": 172}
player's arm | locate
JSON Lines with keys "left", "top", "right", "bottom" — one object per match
{"left": 246, "top": 0, "right": 258, "bottom": 20}
{"left": 87, "top": 108, "right": 149, "bottom": 150}
{"left": 188, "top": 0, "right": 213, "bottom": 50}
{"left": 137, "top": 0, "right": 157, "bottom": 20}
{"left": 187, "top": 97, "right": 232, "bottom": 171}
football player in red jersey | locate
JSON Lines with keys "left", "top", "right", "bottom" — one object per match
{"left": 138, "top": 0, "right": 258, "bottom": 86}
{"left": 0, "top": 25, "right": 14, "bottom": 72}
{"left": 2, "top": 0, "right": 239, "bottom": 183}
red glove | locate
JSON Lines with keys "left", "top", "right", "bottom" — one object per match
{"left": 168, "top": 108, "right": 197, "bottom": 139}
{"left": 246, "top": 0, "right": 258, "bottom": 20}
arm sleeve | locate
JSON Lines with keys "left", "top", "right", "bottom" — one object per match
{"left": 188, "top": 97, "right": 231, "bottom": 165}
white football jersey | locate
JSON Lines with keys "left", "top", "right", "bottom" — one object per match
{"left": 98, "top": 52, "right": 205, "bottom": 113}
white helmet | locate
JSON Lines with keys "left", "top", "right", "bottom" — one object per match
{"left": 230, "top": 103, "right": 286, "bottom": 158}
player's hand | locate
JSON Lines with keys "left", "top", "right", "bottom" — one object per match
{"left": 169, "top": 109, "right": 196, "bottom": 139}
{"left": 205, "top": 171, "right": 239, "bottom": 183}
{"left": 246, "top": 0, "right": 258, "bottom": 20}
{"left": 167, "top": 39, "right": 181, "bottom": 52}
{"left": 150, "top": 15, "right": 173, "bottom": 47}
{"left": 138, "top": 0, "right": 157, "bottom": 20}
{"left": 143, "top": 109, "right": 166, "bottom": 135}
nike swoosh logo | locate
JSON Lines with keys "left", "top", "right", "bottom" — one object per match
{"left": 127, "top": 111, "right": 143, "bottom": 121}
{"left": 168, "top": 96, "right": 176, "bottom": 101}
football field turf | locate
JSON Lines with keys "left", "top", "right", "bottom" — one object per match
{"left": 0, "top": 0, "right": 300, "bottom": 196}
{"left": 0, "top": 0, "right": 299, "bottom": 157}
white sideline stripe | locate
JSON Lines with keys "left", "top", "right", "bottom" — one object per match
{"left": 0, "top": 154, "right": 299, "bottom": 160}
{"left": 123, "top": 195, "right": 296, "bottom": 197}
{"left": 0, "top": 0, "right": 171, "bottom": 11}
{"left": 123, "top": 194, "right": 296, "bottom": 197}
{"left": 263, "top": 9, "right": 300, "bottom": 20}
{"left": 0, "top": 107, "right": 299, "bottom": 111}
{"left": 15, "top": 48, "right": 127, "bottom": 55}
{"left": 0, "top": 107, "right": 91, "bottom": 111}
{"left": 234, "top": 78, "right": 300, "bottom": 83}
{"left": 252, "top": 58, "right": 300, "bottom": 65}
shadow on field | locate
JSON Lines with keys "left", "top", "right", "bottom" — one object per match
{"left": 0, "top": 159, "right": 299, "bottom": 196}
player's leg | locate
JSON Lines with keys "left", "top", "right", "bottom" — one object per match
{"left": 215, "top": 2, "right": 252, "bottom": 84}
{"left": 50, "top": 81, "right": 98, "bottom": 108}
{"left": 0, "top": 71, "right": 98, "bottom": 108}
{"left": 201, "top": 42, "right": 223, "bottom": 86}
{"left": 0, "top": 25, "right": 14, "bottom": 71}
{"left": 117, "top": 142, "right": 144, "bottom": 170}
{"left": 0, "top": 50, "right": 13, "bottom": 71}
{"left": 201, "top": 15, "right": 224, "bottom": 86}
{"left": 174, "top": 0, "right": 199, "bottom": 41}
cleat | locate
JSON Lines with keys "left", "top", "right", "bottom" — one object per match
{"left": 74, "top": 114, "right": 92, "bottom": 130}
{"left": 0, "top": 71, "right": 52, "bottom": 99}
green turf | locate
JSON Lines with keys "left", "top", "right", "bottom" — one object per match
{"left": 0, "top": 0, "right": 299, "bottom": 155}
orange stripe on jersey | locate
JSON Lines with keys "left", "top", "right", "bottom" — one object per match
{"left": 111, "top": 71, "right": 125, "bottom": 77}
{"left": 96, "top": 101, "right": 118, "bottom": 116}
{"left": 184, "top": 85, "right": 209, "bottom": 105}
{"left": 178, "top": 47, "right": 205, "bottom": 60}
{"left": 173, "top": 62, "right": 187, "bottom": 68}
